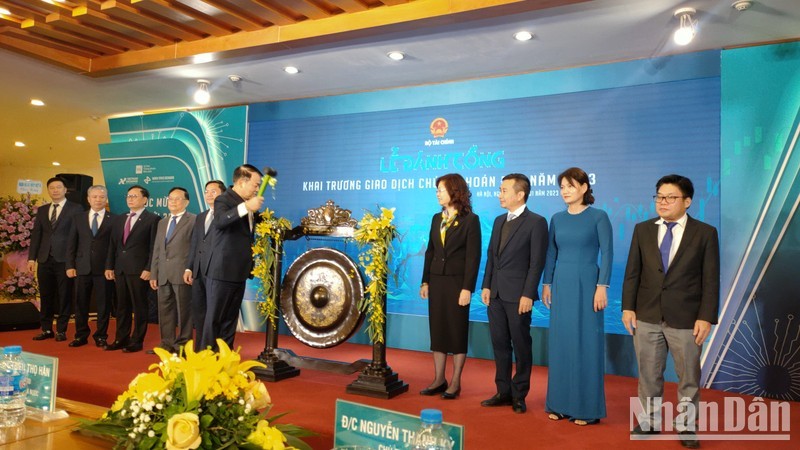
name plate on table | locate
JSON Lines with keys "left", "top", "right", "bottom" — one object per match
{"left": 21, "top": 351, "right": 58, "bottom": 412}
{"left": 334, "top": 399, "right": 464, "bottom": 450}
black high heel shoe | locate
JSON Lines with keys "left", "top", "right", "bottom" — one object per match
{"left": 441, "top": 387, "right": 461, "bottom": 400}
{"left": 419, "top": 381, "right": 448, "bottom": 396}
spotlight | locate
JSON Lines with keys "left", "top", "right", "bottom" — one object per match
{"left": 673, "top": 7, "right": 697, "bottom": 46}
{"left": 30, "top": 99, "right": 45, "bottom": 106}
{"left": 283, "top": 66, "right": 299, "bottom": 74}
{"left": 386, "top": 51, "right": 405, "bottom": 61}
{"left": 193, "top": 79, "right": 210, "bottom": 105}
{"left": 513, "top": 31, "right": 533, "bottom": 41}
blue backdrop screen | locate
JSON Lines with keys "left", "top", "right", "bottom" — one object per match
{"left": 248, "top": 78, "right": 720, "bottom": 334}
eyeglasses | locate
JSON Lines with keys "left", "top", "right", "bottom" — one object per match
{"left": 653, "top": 195, "right": 684, "bottom": 204}
{"left": 167, "top": 197, "right": 186, "bottom": 202}
{"left": 126, "top": 194, "right": 141, "bottom": 199}
{"left": 204, "top": 190, "right": 220, "bottom": 195}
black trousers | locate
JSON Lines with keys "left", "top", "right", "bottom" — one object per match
{"left": 202, "top": 278, "right": 244, "bottom": 351}
{"left": 191, "top": 270, "right": 209, "bottom": 351}
{"left": 36, "top": 257, "right": 73, "bottom": 333}
{"left": 113, "top": 273, "right": 150, "bottom": 345}
{"left": 487, "top": 297, "right": 533, "bottom": 400}
{"left": 74, "top": 274, "right": 113, "bottom": 341}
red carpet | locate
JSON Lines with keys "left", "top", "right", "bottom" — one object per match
{"left": 2, "top": 321, "right": 797, "bottom": 449}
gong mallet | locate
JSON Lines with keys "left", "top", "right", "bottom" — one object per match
{"left": 256, "top": 166, "right": 278, "bottom": 198}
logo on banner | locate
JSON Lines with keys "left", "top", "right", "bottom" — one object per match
{"left": 430, "top": 117, "right": 448, "bottom": 138}
{"left": 135, "top": 165, "right": 143, "bottom": 174}
{"left": 118, "top": 177, "right": 139, "bottom": 185}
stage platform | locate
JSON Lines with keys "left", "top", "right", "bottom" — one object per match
{"left": 1, "top": 322, "right": 797, "bottom": 449}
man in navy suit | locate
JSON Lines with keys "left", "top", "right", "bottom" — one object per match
{"left": 622, "top": 175, "right": 719, "bottom": 449}
{"left": 202, "top": 165, "right": 264, "bottom": 350}
{"left": 183, "top": 180, "right": 226, "bottom": 351}
{"left": 66, "top": 185, "right": 114, "bottom": 347}
{"left": 104, "top": 185, "right": 159, "bottom": 353}
{"left": 480, "top": 173, "right": 548, "bottom": 414}
{"left": 27, "top": 176, "right": 83, "bottom": 342}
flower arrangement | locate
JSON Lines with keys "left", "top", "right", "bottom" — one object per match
{"left": 80, "top": 339, "right": 312, "bottom": 450}
{"left": 252, "top": 208, "right": 292, "bottom": 328}
{"left": 353, "top": 207, "right": 397, "bottom": 344}
{"left": 0, "top": 269, "right": 38, "bottom": 300}
{"left": 0, "top": 194, "right": 38, "bottom": 256}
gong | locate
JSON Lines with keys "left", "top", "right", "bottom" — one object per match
{"left": 281, "top": 247, "right": 365, "bottom": 348}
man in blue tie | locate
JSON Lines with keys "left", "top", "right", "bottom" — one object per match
{"left": 149, "top": 187, "right": 196, "bottom": 353}
{"left": 622, "top": 175, "right": 720, "bottom": 449}
{"left": 66, "top": 185, "right": 115, "bottom": 347}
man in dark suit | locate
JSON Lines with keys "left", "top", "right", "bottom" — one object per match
{"left": 183, "top": 180, "right": 226, "bottom": 351}
{"left": 149, "top": 187, "right": 196, "bottom": 353}
{"left": 104, "top": 185, "right": 159, "bottom": 353}
{"left": 480, "top": 173, "right": 548, "bottom": 414}
{"left": 27, "top": 176, "right": 83, "bottom": 342}
{"left": 202, "top": 165, "right": 264, "bottom": 351}
{"left": 65, "top": 185, "right": 114, "bottom": 348}
{"left": 622, "top": 174, "right": 719, "bottom": 449}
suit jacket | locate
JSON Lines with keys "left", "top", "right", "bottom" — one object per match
{"left": 482, "top": 208, "right": 548, "bottom": 302}
{"left": 66, "top": 210, "right": 114, "bottom": 276}
{"left": 28, "top": 200, "right": 83, "bottom": 263}
{"left": 207, "top": 190, "right": 259, "bottom": 282}
{"left": 621, "top": 215, "right": 720, "bottom": 329}
{"left": 106, "top": 209, "right": 159, "bottom": 275}
{"left": 150, "top": 212, "right": 196, "bottom": 285}
{"left": 422, "top": 210, "right": 481, "bottom": 291}
{"left": 187, "top": 210, "right": 214, "bottom": 277}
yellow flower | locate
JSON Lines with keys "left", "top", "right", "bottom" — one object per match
{"left": 247, "top": 420, "right": 287, "bottom": 450}
{"left": 165, "top": 412, "right": 202, "bottom": 450}
{"left": 247, "top": 381, "right": 271, "bottom": 410}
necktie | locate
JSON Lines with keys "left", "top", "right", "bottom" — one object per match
{"left": 165, "top": 215, "right": 177, "bottom": 245}
{"left": 499, "top": 213, "right": 516, "bottom": 251}
{"left": 660, "top": 222, "right": 677, "bottom": 273}
{"left": 50, "top": 204, "right": 59, "bottom": 227}
{"left": 204, "top": 211, "right": 213, "bottom": 235}
{"left": 91, "top": 212, "right": 99, "bottom": 236}
{"left": 123, "top": 212, "right": 136, "bottom": 245}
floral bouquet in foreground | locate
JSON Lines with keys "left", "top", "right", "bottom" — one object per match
{"left": 80, "top": 339, "right": 312, "bottom": 450}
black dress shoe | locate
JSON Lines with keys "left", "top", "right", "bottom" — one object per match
{"left": 105, "top": 340, "right": 126, "bottom": 351}
{"left": 512, "top": 398, "right": 527, "bottom": 414}
{"left": 481, "top": 393, "right": 513, "bottom": 407}
{"left": 54, "top": 332, "right": 67, "bottom": 342}
{"left": 630, "top": 424, "right": 661, "bottom": 435}
{"left": 441, "top": 387, "right": 461, "bottom": 400}
{"left": 419, "top": 382, "right": 448, "bottom": 396}
{"left": 95, "top": 338, "right": 107, "bottom": 348}
{"left": 679, "top": 431, "right": 700, "bottom": 449}
{"left": 32, "top": 331, "right": 54, "bottom": 341}
{"left": 68, "top": 339, "right": 88, "bottom": 347}
{"left": 123, "top": 344, "right": 143, "bottom": 353}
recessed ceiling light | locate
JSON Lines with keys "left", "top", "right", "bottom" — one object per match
{"left": 52, "top": 161, "right": 61, "bottom": 166}
{"left": 193, "top": 53, "right": 214, "bottom": 64}
{"left": 387, "top": 51, "right": 405, "bottom": 61}
{"left": 513, "top": 31, "right": 534, "bottom": 41}
{"left": 31, "top": 99, "right": 45, "bottom": 106}
{"left": 283, "top": 66, "right": 299, "bottom": 74}
{"left": 75, "top": 136, "right": 86, "bottom": 141}
{"left": 15, "top": 141, "right": 25, "bottom": 147}
{"left": 0, "top": 7, "right": 11, "bottom": 15}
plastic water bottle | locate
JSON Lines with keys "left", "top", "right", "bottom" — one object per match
{"left": 407, "top": 409, "right": 452, "bottom": 450}
{"left": 0, "top": 346, "right": 28, "bottom": 427}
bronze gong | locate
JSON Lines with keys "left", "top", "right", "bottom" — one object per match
{"left": 281, "top": 247, "right": 365, "bottom": 348}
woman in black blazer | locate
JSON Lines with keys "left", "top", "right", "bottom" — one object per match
{"left": 419, "top": 173, "right": 481, "bottom": 399}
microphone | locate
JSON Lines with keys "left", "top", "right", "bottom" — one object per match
{"left": 257, "top": 166, "right": 278, "bottom": 197}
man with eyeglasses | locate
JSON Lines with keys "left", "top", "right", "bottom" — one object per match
{"left": 149, "top": 187, "right": 196, "bottom": 354}
{"left": 622, "top": 174, "right": 719, "bottom": 449}
{"left": 104, "top": 185, "right": 159, "bottom": 353}
{"left": 184, "top": 180, "right": 226, "bottom": 351}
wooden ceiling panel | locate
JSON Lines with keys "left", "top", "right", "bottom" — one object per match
{"left": 0, "top": 0, "right": 590, "bottom": 77}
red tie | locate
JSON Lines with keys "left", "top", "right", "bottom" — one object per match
{"left": 123, "top": 212, "right": 136, "bottom": 244}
